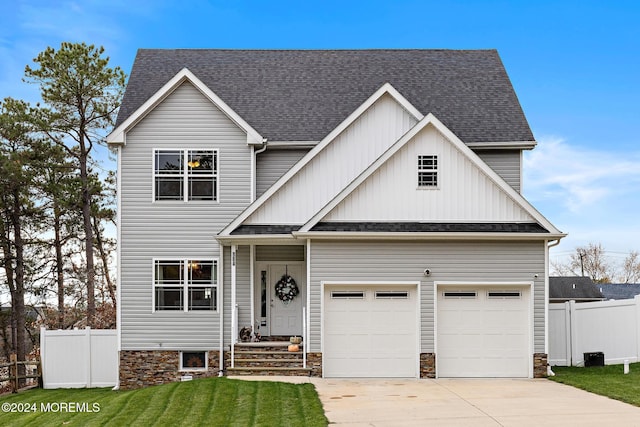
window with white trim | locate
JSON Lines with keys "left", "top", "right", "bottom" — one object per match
{"left": 154, "top": 149, "right": 218, "bottom": 201}
{"left": 154, "top": 259, "right": 217, "bottom": 311}
{"left": 418, "top": 155, "right": 438, "bottom": 187}
{"left": 180, "top": 351, "right": 208, "bottom": 371}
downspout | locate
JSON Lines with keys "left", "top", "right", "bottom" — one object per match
{"left": 113, "top": 145, "right": 123, "bottom": 390}
{"left": 219, "top": 245, "right": 225, "bottom": 376}
{"left": 253, "top": 141, "right": 268, "bottom": 202}
{"left": 545, "top": 239, "right": 561, "bottom": 376}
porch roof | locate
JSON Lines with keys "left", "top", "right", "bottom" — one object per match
{"left": 225, "top": 222, "right": 550, "bottom": 237}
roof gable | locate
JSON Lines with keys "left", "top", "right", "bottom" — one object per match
{"left": 107, "top": 68, "right": 263, "bottom": 145}
{"left": 300, "top": 114, "right": 563, "bottom": 235}
{"left": 219, "top": 83, "right": 421, "bottom": 235}
{"left": 117, "top": 49, "right": 535, "bottom": 144}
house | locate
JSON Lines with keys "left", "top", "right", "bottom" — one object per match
{"left": 549, "top": 276, "right": 605, "bottom": 303}
{"left": 599, "top": 284, "right": 640, "bottom": 300}
{"left": 107, "top": 49, "right": 565, "bottom": 388}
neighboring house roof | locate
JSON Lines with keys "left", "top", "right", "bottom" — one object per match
{"left": 549, "top": 276, "right": 605, "bottom": 302}
{"left": 598, "top": 284, "right": 640, "bottom": 300}
{"left": 115, "top": 49, "right": 535, "bottom": 144}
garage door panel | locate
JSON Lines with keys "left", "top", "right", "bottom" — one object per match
{"left": 437, "top": 286, "right": 530, "bottom": 378}
{"left": 324, "top": 285, "right": 418, "bottom": 378}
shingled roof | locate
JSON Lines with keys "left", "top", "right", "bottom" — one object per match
{"left": 549, "top": 276, "right": 605, "bottom": 302}
{"left": 116, "top": 49, "right": 534, "bottom": 143}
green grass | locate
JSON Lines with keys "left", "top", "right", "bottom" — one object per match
{"left": 549, "top": 362, "right": 640, "bottom": 407}
{"left": 0, "top": 377, "right": 328, "bottom": 427}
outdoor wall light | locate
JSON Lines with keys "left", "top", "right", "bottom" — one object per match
{"left": 424, "top": 268, "right": 431, "bottom": 276}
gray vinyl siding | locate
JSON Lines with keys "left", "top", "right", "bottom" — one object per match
{"left": 119, "top": 82, "right": 251, "bottom": 350}
{"left": 256, "top": 245, "right": 305, "bottom": 262}
{"left": 256, "top": 148, "right": 309, "bottom": 198}
{"left": 309, "top": 240, "right": 546, "bottom": 354}
{"left": 475, "top": 149, "right": 522, "bottom": 192}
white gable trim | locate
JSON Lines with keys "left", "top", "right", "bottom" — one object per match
{"left": 218, "top": 82, "right": 424, "bottom": 236}
{"left": 107, "top": 68, "right": 263, "bottom": 146}
{"left": 298, "top": 113, "right": 563, "bottom": 235}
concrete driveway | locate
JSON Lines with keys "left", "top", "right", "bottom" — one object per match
{"left": 231, "top": 376, "right": 640, "bottom": 426}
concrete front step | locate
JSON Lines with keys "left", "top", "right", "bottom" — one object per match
{"left": 229, "top": 342, "right": 309, "bottom": 375}
{"left": 234, "top": 351, "right": 303, "bottom": 360}
{"left": 226, "top": 366, "right": 312, "bottom": 376}
{"left": 234, "top": 359, "right": 304, "bottom": 368}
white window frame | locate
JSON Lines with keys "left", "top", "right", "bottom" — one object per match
{"left": 417, "top": 154, "right": 438, "bottom": 188}
{"left": 153, "top": 258, "right": 219, "bottom": 312}
{"left": 153, "top": 148, "right": 219, "bottom": 202}
{"left": 179, "top": 351, "right": 208, "bottom": 371}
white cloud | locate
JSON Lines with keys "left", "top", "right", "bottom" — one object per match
{"left": 524, "top": 137, "right": 640, "bottom": 213}
{"left": 525, "top": 137, "right": 640, "bottom": 260}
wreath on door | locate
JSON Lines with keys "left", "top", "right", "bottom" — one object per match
{"left": 275, "top": 271, "right": 299, "bottom": 304}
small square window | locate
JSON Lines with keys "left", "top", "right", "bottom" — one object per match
{"left": 418, "top": 155, "right": 438, "bottom": 187}
{"left": 180, "top": 351, "right": 207, "bottom": 371}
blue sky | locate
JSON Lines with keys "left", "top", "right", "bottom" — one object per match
{"left": 1, "top": 0, "right": 639, "bottom": 265}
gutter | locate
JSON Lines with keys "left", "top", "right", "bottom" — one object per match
{"left": 291, "top": 231, "right": 567, "bottom": 241}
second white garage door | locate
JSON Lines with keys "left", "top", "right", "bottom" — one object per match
{"left": 437, "top": 286, "right": 531, "bottom": 378}
{"left": 323, "top": 285, "right": 418, "bottom": 378}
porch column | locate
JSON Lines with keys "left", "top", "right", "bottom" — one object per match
{"left": 231, "top": 245, "right": 237, "bottom": 368}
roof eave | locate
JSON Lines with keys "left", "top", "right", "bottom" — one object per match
{"left": 216, "top": 234, "right": 299, "bottom": 245}
{"left": 466, "top": 140, "right": 537, "bottom": 150}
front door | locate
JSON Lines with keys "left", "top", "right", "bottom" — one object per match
{"left": 269, "top": 263, "right": 304, "bottom": 336}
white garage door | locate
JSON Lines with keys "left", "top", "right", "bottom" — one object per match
{"left": 324, "top": 285, "right": 418, "bottom": 378}
{"left": 437, "top": 286, "right": 530, "bottom": 378}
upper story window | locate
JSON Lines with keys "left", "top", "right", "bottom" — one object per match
{"left": 154, "top": 259, "right": 218, "bottom": 311}
{"left": 418, "top": 155, "right": 438, "bottom": 188}
{"left": 154, "top": 149, "right": 218, "bottom": 201}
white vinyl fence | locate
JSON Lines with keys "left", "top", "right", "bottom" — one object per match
{"left": 40, "top": 327, "right": 118, "bottom": 388}
{"left": 549, "top": 296, "right": 640, "bottom": 366}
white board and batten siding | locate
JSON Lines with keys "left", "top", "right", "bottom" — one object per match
{"left": 309, "top": 240, "right": 546, "bottom": 355}
{"left": 246, "top": 94, "right": 419, "bottom": 224}
{"left": 120, "top": 82, "right": 252, "bottom": 350}
{"left": 324, "top": 126, "right": 534, "bottom": 222}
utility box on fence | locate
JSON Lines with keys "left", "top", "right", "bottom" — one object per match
{"left": 584, "top": 352, "right": 605, "bottom": 367}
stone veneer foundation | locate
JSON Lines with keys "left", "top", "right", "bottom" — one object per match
{"left": 119, "top": 350, "right": 221, "bottom": 390}
{"left": 420, "top": 353, "right": 436, "bottom": 378}
{"left": 533, "top": 353, "right": 548, "bottom": 378}
{"left": 306, "top": 352, "right": 323, "bottom": 377}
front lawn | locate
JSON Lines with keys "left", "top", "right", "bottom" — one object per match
{"left": 549, "top": 362, "right": 640, "bottom": 407}
{"left": 0, "top": 377, "right": 328, "bottom": 427}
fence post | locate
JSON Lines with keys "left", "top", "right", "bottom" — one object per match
{"left": 569, "top": 300, "right": 579, "bottom": 366}
{"left": 9, "top": 353, "right": 17, "bottom": 393}
{"left": 86, "top": 327, "right": 92, "bottom": 388}
{"left": 40, "top": 326, "right": 46, "bottom": 389}
{"left": 635, "top": 296, "right": 640, "bottom": 363}
{"left": 563, "top": 301, "right": 571, "bottom": 366}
